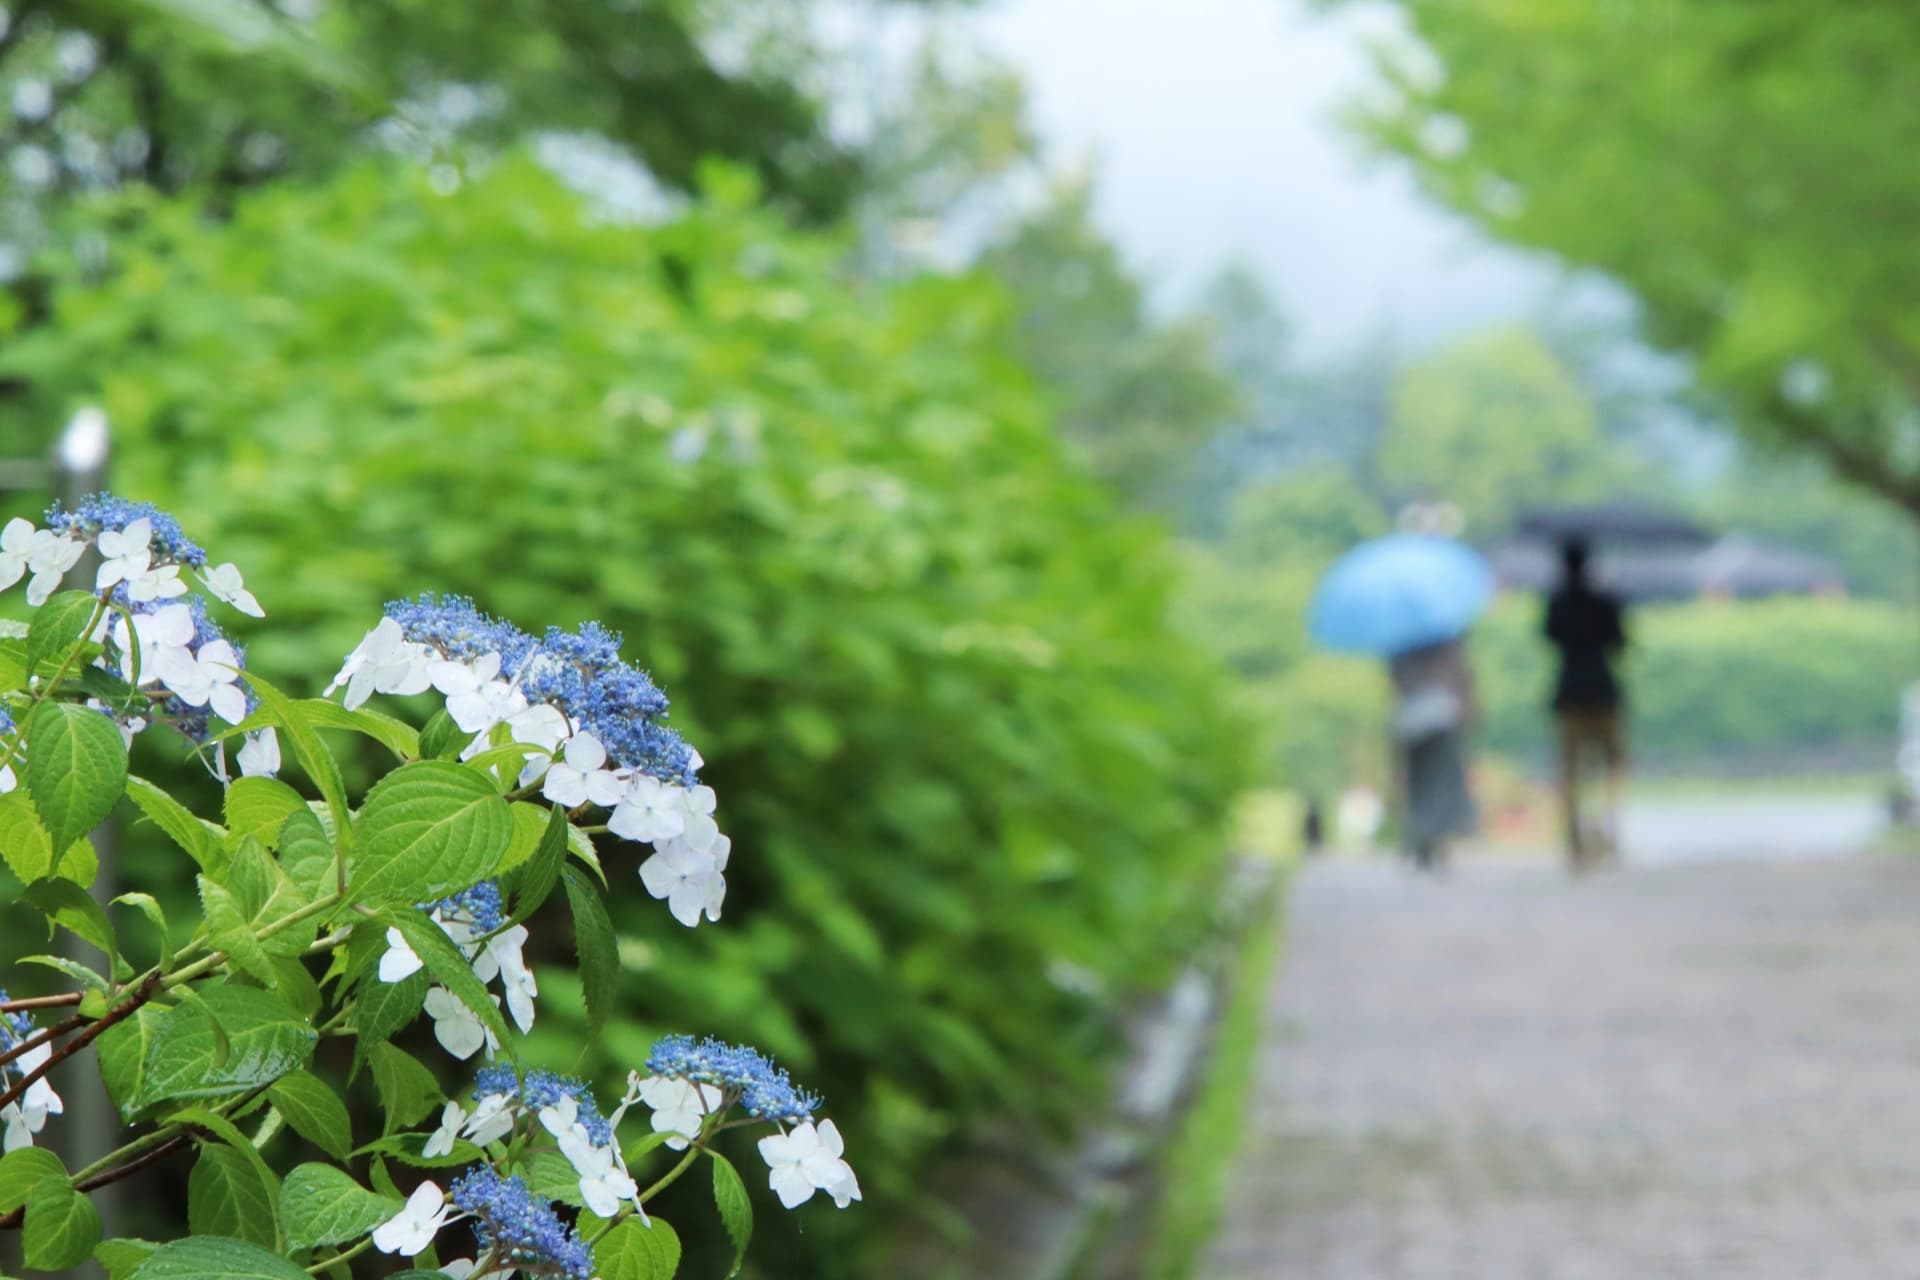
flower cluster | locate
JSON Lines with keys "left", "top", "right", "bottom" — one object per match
{"left": 0, "top": 995, "right": 61, "bottom": 1154}
{"left": 380, "top": 880, "right": 534, "bottom": 1057}
{"left": 328, "top": 595, "right": 729, "bottom": 928}
{"left": 421, "top": 1067, "right": 639, "bottom": 1220}
{"left": 642, "top": 1035, "right": 858, "bottom": 1210}
{"left": 0, "top": 495, "right": 273, "bottom": 760}
{"left": 451, "top": 1168, "right": 593, "bottom": 1280}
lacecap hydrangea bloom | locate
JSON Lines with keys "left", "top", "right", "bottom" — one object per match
{"left": 0, "top": 994, "right": 61, "bottom": 1154}
{"left": 0, "top": 492, "right": 277, "bottom": 771}
{"left": 329, "top": 595, "right": 729, "bottom": 929}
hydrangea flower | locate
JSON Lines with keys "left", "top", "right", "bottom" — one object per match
{"left": 423, "top": 987, "right": 500, "bottom": 1061}
{"left": 0, "top": 708, "right": 15, "bottom": 795}
{"left": 152, "top": 637, "right": 248, "bottom": 725}
{"left": 378, "top": 882, "right": 538, "bottom": 1040}
{"left": 449, "top": 1168, "right": 592, "bottom": 1280}
{"left": 336, "top": 595, "right": 730, "bottom": 928}
{"left": 198, "top": 562, "right": 263, "bottom": 617}
{"left": 633, "top": 1075, "right": 721, "bottom": 1151}
{"left": 644, "top": 1035, "right": 821, "bottom": 1125}
{"left": 372, "top": 1180, "right": 452, "bottom": 1257}
{"left": 757, "top": 1120, "right": 858, "bottom": 1210}
{"left": 0, "top": 995, "right": 59, "bottom": 1153}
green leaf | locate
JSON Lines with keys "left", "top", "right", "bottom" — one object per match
{"left": 495, "top": 800, "right": 548, "bottom": 877}
{"left": 127, "top": 1236, "right": 310, "bottom": 1280}
{"left": 365, "top": 1042, "right": 440, "bottom": 1136}
{"left": 111, "top": 891, "right": 173, "bottom": 970}
{"left": 187, "top": 1144, "right": 279, "bottom": 1249}
{"left": 25, "top": 699, "right": 128, "bottom": 858}
{"left": 350, "top": 761, "right": 512, "bottom": 905}
{"left": 297, "top": 698, "right": 420, "bottom": 761}
{"left": 506, "top": 803, "right": 569, "bottom": 924}
{"left": 125, "top": 776, "right": 223, "bottom": 873}
{"left": 271, "top": 955, "right": 322, "bottom": 1019}
{"left": 225, "top": 837, "right": 278, "bottom": 915}
{"left": 170, "top": 1105, "right": 282, "bottom": 1205}
{"left": 352, "top": 964, "right": 427, "bottom": 1044}
{"left": 0, "top": 796, "right": 92, "bottom": 898}
{"left": 0, "top": 636, "right": 27, "bottom": 691}
{"left": 96, "top": 1004, "right": 166, "bottom": 1119}
{"left": 25, "top": 590, "right": 98, "bottom": 675}
{"left": 23, "top": 876, "right": 116, "bottom": 961}
{"left": 562, "top": 863, "right": 619, "bottom": 1035}
{"left": 96, "top": 1237, "right": 159, "bottom": 1280}
{"left": 266, "top": 1070, "right": 353, "bottom": 1161}
{"left": 24, "top": 1176, "right": 101, "bottom": 1271}
{"left": 224, "top": 777, "right": 306, "bottom": 850}
{"left": 381, "top": 908, "right": 511, "bottom": 1048}
{"left": 0, "top": 1147, "right": 65, "bottom": 1212}
{"left": 73, "top": 663, "right": 143, "bottom": 712}
{"left": 351, "top": 1132, "right": 483, "bottom": 1168}
{"left": 20, "top": 953, "right": 108, "bottom": 995}
{"left": 594, "top": 1216, "right": 682, "bottom": 1280}
{"left": 278, "top": 1163, "right": 402, "bottom": 1252}
{"left": 200, "top": 876, "right": 277, "bottom": 987}
{"left": 240, "top": 672, "right": 351, "bottom": 853}
{"left": 277, "top": 808, "right": 335, "bottom": 900}
{"left": 417, "top": 709, "right": 465, "bottom": 761}
{"left": 709, "top": 1151, "right": 754, "bottom": 1277}
{"left": 139, "top": 983, "right": 317, "bottom": 1106}
{"left": 524, "top": 1150, "right": 587, "bottom": 1207}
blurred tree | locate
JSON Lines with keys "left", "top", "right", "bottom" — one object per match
{"left": 1379, "top": 326, "right": 1613, "bottom": 534}
{"left": 0, "top": 0, "right": 883, "bottom": 258}
{"left": 1705, "top": 455, "right": 1920, "bottom": 603}
{"left": 976, "top": 173, "right": 1242, "bottom": 501}
{"left": 1220, "top": 463, "right": 1389, "bottom": 571}
{"left": 1337, "top": 0, "right": 1920, "bottom": 516}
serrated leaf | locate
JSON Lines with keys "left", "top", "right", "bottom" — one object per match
{"left": 271, "top": 954, "right": 322, "bottom": 1018}
{"left": 96, "top": 1004, "right": 166, "bottom": 1120}
{"left": 351, "top": 761, "right": 512, "bottom": 905}
{"left": 187, "top": 1144, "right": 279, "bottom": 1249}
{"left": 111, "top": 891, "right": 172, "bottom": 970}
{"left": 266, "top": 1070, "right": 353, "bottom": 1161}
{"left": 278, "top": 1163, "right": 401, "bottom": 1252}
{"left": 365, "top": 1042, "right": 440, "bottom": 1136}
{"left": 24, "top": 1175, "right": 101, "bottom": 1270}
{"left": 562, "top": 863, "right": 619, "bottom": 1035}
{"left": 0, "top": 1146, "right": 66, "bottom": 1211}
{"left": 25, "top": 590, "right": 98, "bottom": 675}
{"left": 125, "top": 776, "right": 223, "bottom": 873}
{"left": 127, "top": 1235, "right": 309, "bottom": 1279}
{"left": 709, "top": 1151, "right": 754, "bottom": 1277}
{"left": 200, "top": 876, "right": 277, "bottom": 987}
{"left": 23, "top": 876, "right": 116, "bottom": 961}
{"left": 495, "top": 800, "right": 548, "bottom": 878}
{"left": 353, "top": 963, "right": 427, "bottom": 1044}
{"left": 417, "top": 709, "right": 465, "bottom": 761}
{"left": 277, "top": 808, "right": 335, "bottom": 900}
{"left": 25, "top": 700, "right": 127, "bottom": 858}
{"left": 594, "top": 1216, "right": 682, "bottom": 1280}
{"left": 295, "top": 697, "right": 420, "bottom": 760}
{"left": 506, "top": 803, "right": 569, "bottom": 924}
{"left": 0, "top": 784, "right": 96, "bottom": 886}
{"left": 95, "top": 1237, "right": 159, "bottom": 1280}
{"left": 381, "top": 908, "right": 510, "bottom": 1048}
{"left": 224, "top": 777, "right": 306, "bottom": 851}
{"left": 240, "top": 672, "right": 351, "bottom": 853}
{"left": 73, "top": 663, "right": 143, "bottom": 711}
{"left": 139, "top": 983, "right": 316, "bottom": 1106}
{"left": 524, "top": 1150, "right": 588, "bottom": 1207}
{"left": 352, "top": 1133, "right": 484, "bottom": 1168}
{"left": 0, "top": 636, "right": 27, "bottom": 690}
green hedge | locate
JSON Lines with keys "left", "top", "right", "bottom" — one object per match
{"left": 1474, "top": 596, "right": 1911, "bottom": 767}
{"left": 4, "top": 157, "right": 1252, "bottom": 1274}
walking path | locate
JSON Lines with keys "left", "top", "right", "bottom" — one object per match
{"left": 1208, "top": 842, "right": 1920, "bottom": 1278}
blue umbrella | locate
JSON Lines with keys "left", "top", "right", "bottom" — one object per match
{"left": 1308, "top": 534, "right": 1494, "bottom": 656}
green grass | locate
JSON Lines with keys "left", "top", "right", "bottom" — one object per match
{"left": 1625, "top": 770, "right": 1893, "bottom": 801}
{"left": 1140, "top": 871, "right": 1288, "bottom": 1280}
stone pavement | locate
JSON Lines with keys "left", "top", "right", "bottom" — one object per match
{"left": 1208, "top": 849, "right": 1920, "bottom": 1278}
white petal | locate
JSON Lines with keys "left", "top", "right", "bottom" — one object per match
{"left": 768, "top": 1163, "right": 816, "bottom": 1209}
{"left": 564, "top": 732, "right": 607, "bottom": 772}
{"left": 379, "top": 928, "right": 425, "bottom": 983}
{"left": 208, "top": 681, "right": 250, "bottom": 726}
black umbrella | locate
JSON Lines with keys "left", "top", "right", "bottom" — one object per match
{"left": 1514, "top": 501, "right": 1711, "bottom": 548}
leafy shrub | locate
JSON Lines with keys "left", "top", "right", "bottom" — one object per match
{"left": 4, "top": 156, "right": 1251, "bottom": 1273}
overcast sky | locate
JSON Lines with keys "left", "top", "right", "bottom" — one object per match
{"left": 967, "top": 0, "right": 1566, "bottom": 355}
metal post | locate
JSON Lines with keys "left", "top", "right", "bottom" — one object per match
{"left": 50, "top": 409, "right": 119, "bottom": 1233}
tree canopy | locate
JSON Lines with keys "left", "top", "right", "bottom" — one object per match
{"left": 1339, "top": 1, "right": 1920, "bottom": 515}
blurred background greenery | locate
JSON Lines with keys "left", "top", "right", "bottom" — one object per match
{"left": 0, "top": 0, "right": 1915, "bottom": 1276}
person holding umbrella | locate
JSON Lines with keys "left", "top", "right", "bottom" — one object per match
{"left": 1310, "top": 531, "right": 1492, "bottom": 870}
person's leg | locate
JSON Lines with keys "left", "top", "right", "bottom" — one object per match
{"left": 1599, "top": 707, "right": 1626, "bottom": 859}
{"left": 1556, "top": 712, "right": 1585, "bottom": 866}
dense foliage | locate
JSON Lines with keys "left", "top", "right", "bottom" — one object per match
{"left": 2, "top": 156, "right": 1250, "bottom": 1274}
{"left": 1334, "top": 0, "right": 1920, "bottom": 516}
{"left": 0, "top": 493, "right": 849, "bottom": 1280}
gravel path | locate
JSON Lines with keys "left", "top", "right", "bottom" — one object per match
{"left": 1208, "top": 850, "right": 1920, "bottom": 1278}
